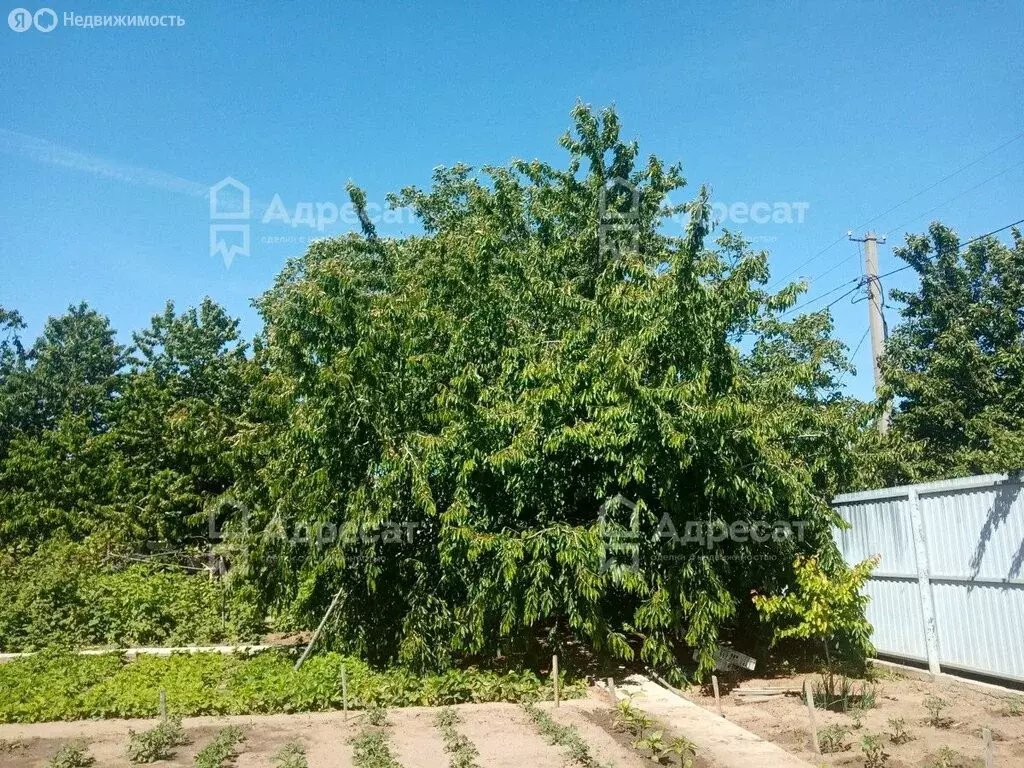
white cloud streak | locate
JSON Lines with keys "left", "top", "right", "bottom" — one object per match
{"left": 0, "top": 128, "right": 209, "bottom": 198}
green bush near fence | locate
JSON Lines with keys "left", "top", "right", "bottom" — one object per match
{"left": 0, "top": 540, "right": 264, "bottom": 652}
{"left": 0, "top": 649, "right": 583, "bottom": 723}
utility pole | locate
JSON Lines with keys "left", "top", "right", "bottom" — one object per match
{"left": 849, "top": 231, "right": 890, "bottom": 433}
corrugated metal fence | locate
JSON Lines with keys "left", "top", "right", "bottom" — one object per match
{"left": 833, "top": 472, "right": 1024, "bottom": 683}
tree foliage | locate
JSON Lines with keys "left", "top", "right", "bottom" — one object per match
{"left": 8, "top": 105, "right": 985, "bottom": 677}
{"left": 231, "top": 104, "right": 862, "bottom": 675}
{"left": 876, "top": 223, "right": 1024, "bottom": 481}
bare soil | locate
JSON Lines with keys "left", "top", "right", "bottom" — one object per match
{"left": 684, "top": 667, "right": 1024, "bottom": 767}
{"left": 0, "top": 699, "right": 677, "bottom": 768}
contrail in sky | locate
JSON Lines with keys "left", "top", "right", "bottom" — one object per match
{"left": 0, "top": 128, "right": 209, "bottom": 198}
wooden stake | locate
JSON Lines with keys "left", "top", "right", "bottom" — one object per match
{"left": 294, "top": 585, "right": 344, "bottom": 671}
{"left": 804, "top": 680, "right": 820, "bottom": 755}
{"left": 983, "top": 728, "right": 993, "bottom": 768}
{"left": 341, "top": 665, "right": 349, "bottom": 721}
{"left": 159, "top": 689, "right": 167, "bottom": 722}
{"left": 552, "top": 655, "right": 560, "bottom": 707}
{"left": 711, "top": 675, "right": 723, "bottom": 717}
{"left": 607, "top": 676, "right": 617, "bottom": 705}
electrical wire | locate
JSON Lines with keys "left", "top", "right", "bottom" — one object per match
{"left": 884, "top": 158, "right": 1024, "bottom": 237}
{"left": 769, "top": 131, "right": 1024, "bottom": 290}
{"left": 836, "top": 326, "right": 871, "bottom": 389}
{"left": 875, "top": 216, "right": 1024, "bottom": 280}
{"left": 788, "top": 216, "right": 1024, "bottom": 313}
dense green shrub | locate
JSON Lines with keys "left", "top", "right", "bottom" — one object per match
{"left": 0, "top": 540, "right": 263, "bottom": 652}
{"left": 0, "top": 649, "right": 583, "bottom": 723}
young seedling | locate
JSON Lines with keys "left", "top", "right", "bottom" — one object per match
{"left": 860, "top": 733, "right": 889, "bottom": 768}
{"left": 886, "top": 717, "right": 913, "bottom": 745}
{"left": 127, "top": 717, "right": 190, "bottom": 763}
{"left": 351, "top": 730, "right": 402, "bottom": 768}
{"left": 271, "top": 742, "right": 308, "bottom": 768}
{"left": 666, "top": 736, "right": 697, "bottom": 768}
{"left": 923, "top": 746, "right": 965, "bottom": 768}
{"left": 193, "top": 726, "right": 245, "bottom": 768}
{"left": 923, "top": 696, "right": 951, "bottom": 728}
{"left": 521, "top": 702, "right": 602, "bottom": 768}
{"left": 817, "top": 724, "right": 851, "bottom": 754}
{"left": 433, "top": 707, "right": 481, "bottom": 768}
{"left": 1002, "top": 697, "right": 1024, "bottom": 717}
{"left": 47, "top": 742, "right": 94, "bottom": 768}
{"left": 364, "top": 704, "right": 390, "bottom": 727}
{"left": 632, "top": 729, "right": 666, "bottom": 761}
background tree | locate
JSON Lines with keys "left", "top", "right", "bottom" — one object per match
{"left": 878, "top": 223, "right": 1024, "bottom": 481}
{"left": 233, "top": 104, "right": 863, "bottom": 676}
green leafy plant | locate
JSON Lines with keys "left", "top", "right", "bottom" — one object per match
{"left": 521, "top": 702, "right": 602, "bottom": 768}
{"left": 271, "top": 742, "right": 308, "bottom": 768}
{"left": 1002, "top": 697, "right": 1023, "bottom": 717}
{"left": 861, "top": 733, "right": 889, "bottom": 768}
{"left": 887, "top": 717, "right": 912, "bottom": 744}
{"left": 0, "top": 650, "right": 578, "bottom": 724}
{"left": 351, "top": 730, "right": 402, "bottom": 768}
{"left": 47, "top": 741, "right": 94, "bottom": 768}
{"left": 612, "top": 697, "right": 654, "bottom": 738}
{"left": 754, "top": 554, "right": 879, "bottom": 678}
{"left": 923, "top": 746, "right": 974, "bottom": 768}
{"left": 193, "top": 726, "right": 245, "bottom": 768}
{"left": 632, "top": 729, "right": 666, "bottom": 761}
{"left": 812, "top": 675, "right": 876, "bottom": 713}
{"left": 127, "top": 717, "right": 190, "bottom": 763}
{"left": 817, "top": 724, "right": 850, "bottom": 754}
{"left": 434, "top": 707, "right": 481, "bottom": 768}
{"left": 666, "top": 736, "right": 697, "bottom": 768}
{"left": 924, "top": 696, "right": 951, "bottom": 728}
{"left": 364, "top": 704, "right": 390, "bottom": 727}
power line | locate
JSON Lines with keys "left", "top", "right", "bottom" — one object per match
{"left": 836, "top": 326, "right": 871, "bottom": 390}
{"left": 787, "top": 215, "right": 1024, "bottom": 314}
{"left": 863, "top": 130, "right": 1024, "bottom": 230}
{"left": 770, "top": 130, "right": 1024, "bottom": 290}
{"left": 875, "top": 216, "right": 1024, "bottom": 280}
{"left": 884, "top": 158, "right": 1024, "bottom": 237}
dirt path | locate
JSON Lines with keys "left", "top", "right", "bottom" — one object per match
{"left": 458, "top": 703, "right": 565, "bottom": 768}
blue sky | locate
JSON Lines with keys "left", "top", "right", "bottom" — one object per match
{"left": 1, "top": 0, "right": 1022, "bottom": 401}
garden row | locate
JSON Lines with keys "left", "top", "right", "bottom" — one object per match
{"left": 0, "top": 649, "right": 584, "bottom": 723}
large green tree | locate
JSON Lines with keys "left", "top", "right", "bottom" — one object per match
{"left": 880, "top": 223, "right": 1024, "bottom": 480}
{"left": 231, "top": 104, "right": 861, "bottom": 675}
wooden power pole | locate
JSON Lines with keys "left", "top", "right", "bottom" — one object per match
{"left": 849, "top": 231, "right": 890, "bottom": 433}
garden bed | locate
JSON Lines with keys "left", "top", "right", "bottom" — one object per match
{"left": 0, "top": 701, "right": 684, "bottom": 768}
{"left": 684, "top": 666, "right": 1024, "bottom": 767}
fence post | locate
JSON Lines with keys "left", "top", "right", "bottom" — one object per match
{"left": 907, "top": 488, "right": 942, "bottom": 676}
